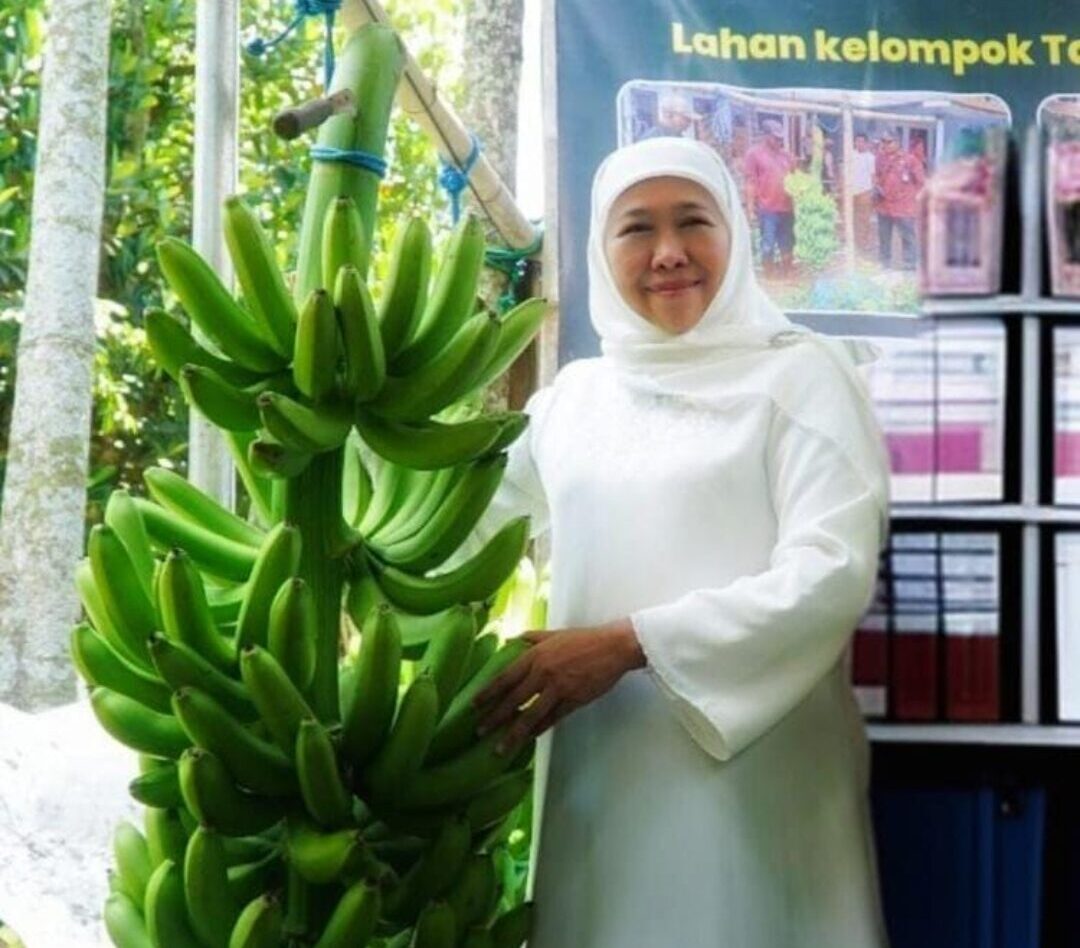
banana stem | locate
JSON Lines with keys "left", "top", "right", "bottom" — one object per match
{"left": 284, "top": 449, "right": 348, "bottom": 721}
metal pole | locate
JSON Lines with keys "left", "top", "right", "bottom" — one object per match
{"left": 189, "top": 0, "right": 239, "bottom": 506}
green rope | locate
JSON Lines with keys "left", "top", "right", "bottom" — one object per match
{"left": 485, "top": 223, "right": 544, "bottom": 313}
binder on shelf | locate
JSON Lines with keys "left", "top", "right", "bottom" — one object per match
{"left": 1053, "top": 326, "right": 1080, "bottom": 505}
{"left": 865, "top": 323, "right": 1006, "bottom": 503}
{"left": 1054, "top": 532, "right": 1080, "bottom": 722}
{"left": 890, "top": 609, "right": 940, "bottom": 721}
{"left": 853, "top": 609, "right": 889, "bottom": 718}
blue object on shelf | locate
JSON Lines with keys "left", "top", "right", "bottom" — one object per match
{"left": 871, "top": 785, "right": 1045, "bottom": 948}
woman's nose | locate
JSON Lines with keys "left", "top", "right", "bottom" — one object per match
{"left": 651, "top": 229, "right": 689, "bottom": 269}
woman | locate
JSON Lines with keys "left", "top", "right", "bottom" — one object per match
{"left": 470, "top": 137, "right": 893, "bottom": 946}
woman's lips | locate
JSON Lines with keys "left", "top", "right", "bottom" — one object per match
{"left": 650, "top": 279, "right": 701, "bottom": 296}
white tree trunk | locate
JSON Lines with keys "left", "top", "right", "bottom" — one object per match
{"left": 0, "top": 0, "right": 111, "bottom": 710}
{"left": 460, "top": 0, "right": 525, "bottom": 191}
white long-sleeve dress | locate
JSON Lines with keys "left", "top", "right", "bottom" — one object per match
{"left": 474, "top": 340, "right": 892, "bottom": 948}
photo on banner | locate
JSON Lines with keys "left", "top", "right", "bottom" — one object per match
{"left": 616, "top": 82, "right": 1011, "bottom": 314}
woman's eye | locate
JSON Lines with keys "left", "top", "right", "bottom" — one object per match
{"left": 680, "top": 217, "right": 711, "bottom": 228}
{"left": 619, "top": 224, "right": 650, "bottom": 236}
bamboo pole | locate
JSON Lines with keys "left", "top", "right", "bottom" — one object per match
{"left": 341, "top": 0, "right": 540, "bottom": 252}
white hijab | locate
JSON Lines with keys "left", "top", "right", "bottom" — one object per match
{"left": 586, "top": 137, "right": 892, "bottom": 548}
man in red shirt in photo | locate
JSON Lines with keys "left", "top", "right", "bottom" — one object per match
{"left": 875, "top": 127, "right": 925, "bottom": 270}
{"left": 743, "top": 118, "right": 797, "bottom": 277}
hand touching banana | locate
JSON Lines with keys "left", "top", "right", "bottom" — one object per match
{"left": 472, "top": 619, "right": 647, "bottom": 757}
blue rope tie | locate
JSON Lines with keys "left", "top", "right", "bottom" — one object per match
{"left": 246, "top": 0, "right": 341, "bottom": 89}
{"left": 485, "top": 222, "right": 544, "bottom": 313}
{"left": 438, "top": 134, "right": 482, "bottom": 224}
{"left": 310, "top": 145, "right": 388, "bottom": 178}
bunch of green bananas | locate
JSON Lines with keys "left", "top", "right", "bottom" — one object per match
{"left": 73, "top": 22, "right": 549, "bottom": 948}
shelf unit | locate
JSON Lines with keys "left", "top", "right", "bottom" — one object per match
{"left": 796, "top": 126, "right": 1080, "bottom": 746}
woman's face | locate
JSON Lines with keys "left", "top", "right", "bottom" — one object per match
{"left": 603, "top": 176, "right": 731, "bottom": 335}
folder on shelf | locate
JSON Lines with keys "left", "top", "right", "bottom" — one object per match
{"left": 1053, "top": 327, "right": 1080, "bottom": 505}
{"left": 853, "top": 610, "right": 889, "bottom": 718}
{"left": 1054, "top": 532, "right": 1080, "bottom": 722}
{"left": 864, "top": 322, "right": 1006, "bottom": 503}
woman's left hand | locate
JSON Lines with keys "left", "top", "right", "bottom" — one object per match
{"left": 472, "top": 618, "right": 647, "bottom": 758}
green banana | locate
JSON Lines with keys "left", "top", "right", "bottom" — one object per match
{"left": 184, "top": 826, "right": 240, "bottom": 948}
{"left": 76, "top": 557, "right": 139, "bottom": 666}
{"left": 144, "top": 859, "right": 203, "bottom": 948}
{"left": 220, "top": 834, "right": 281, "bottom": 868}
{"left": 171, "top": 687, "right": 298, "bottom": 797}
{"left": 156, "top": 237, "right": 286, "bottom": 371}
{"left": 464, "top": 768, "right": 532, "bottom": 832}
{"left": 368, "top": 311, "right": 500, "bottom": 423}
{"left": 459, "top": 927, "right": 494, "bottom": 948}
{"left": 267, "top": 578, "right": 317, "bottom": 693}
{"left": 383, "top": 816, "right": 471, "bottom": 922}
{"left": 487, "top": 413, "right": 530, "bottom": 453}
{"left": 114, "top": 821, "right": 154, "bottom": 907}
{"left": 362, "top": 673, "right": 439, "bottom": 802}
{"left": 293, "top": 288, "right": 340, "bottom": 403}
{"left": 296, "top": 718, "right": 353, "bottom": 829}
{"left": 428, "top": 637, "right": 531, "bottom": 763}
{"left": 223, "top": 429, "right": 276, "bottom": 528}
{"left": 340, "top": 603, "right": 402, "bottom": 769}
{"left": 145, "top": 308, "right": 265, "bottom": 388}
{"left": 228, "top": 894, "right": 283, "bottom": 948}
{"left": 178, "top": 748, "right": 286, "bottom": 837}
{"left": 104, "top": 890, "right": 153, "bottom": 948}
{"left": 354, "top": 410, "right": 519, "bottom": 471}
{"left": 371, "top": 464, "right": 467, "bottom": 547}
{"left": 321, "top": 194, "right": 367, "bottom": 295}
{"left": 445, "top": 854, "right": 498, "bottom": 933}
{"left": 148, "top": 633, "right": 256, "bottom": 723}
{"left": 489, "top": 902, "right": 534, "bottom": 948}
{"left": 411, "top": 901, "right": 457, "bottom": 948}
{"left": 235, "top": 522, "right": 302, "bottom": 653}
{"left": 70, "top": 623, "right": 172, "bottom": 714}
{"left": 357, "top": 457, "right": 411, "bottom": 536}
{"left": 91, "top": 687, "right": 190, "bottom": 759}
{"left": 227, "top": 852, "right": 285, "bottom": 910}
{"left": 365, "top": 466, "right": 440, "bottom": 542}
{"left": 89, "top": 524, "right": 157, "bottom": 668}
{"left": 248, "top": 436, "right": 313, "bottom": 480}
{"left": 462, "top": 631, "right": 499, "bottom": 682}
{"left": 467, "top": 298, "right": 549, "bottom": 395}
{"left": 378, "top": 215, "right": 431, "bottom": 359}
{"left": 144, "top": 467, "right": 264, "bottom": 549}
{"left": 157, "top": 548, "right": 236, "bottom": 672}
{"left": 392, "top": 214, "right": 486, "bottom": 373}
{"left": 369, "top": 516, "right": 529, "bottom": 615}
{"left": 145, "top": 808, "right": 191, "bottom": 870}
{"left": 240, "top": 645, "right": 316, "bottom": 755}
{"left": 180, "top": 364, "right": 262, "bottom": 432}
{"left": 129, "top": 763, "right": 184, "bottom": 809}
{"left": 223, "top": 194, "right": 298, "bottom": 355}
{"left": 417, "top": 609, "right": 477, "bottom": 713}
{"left": 334, "top": 264, "right": 386, "bottom": 402}
{"left": 285, "top": 818, "right": 387, "bottom": 886}
{"left": 373, "top": 454, "right": 507, "bottom": 573}
{"left": 134, "top": 497, "right": 258, "bottom": 583}
{"left": 312, "top": 880, "right": 381, "bottom": 948}
{"left": 257, "top": 391, "right": 352, "bottom": 454}
{"left": 398, "top": 731, "right": 519, "bottom": 811}
{"left": 104, "top": 489, "right": 157, "bottom": 603}
{"left": 342, "top": 434, "right": 374, "bottom": 528}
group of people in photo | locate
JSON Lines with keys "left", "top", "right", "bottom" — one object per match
{"left": 639, "top": 90, "right": 930, "bottom": 277}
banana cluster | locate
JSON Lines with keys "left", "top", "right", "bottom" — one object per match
{"left": 75, "top": 190, "right": 549, "bottom": 947}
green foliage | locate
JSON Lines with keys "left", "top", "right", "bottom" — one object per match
{"left": 783, "top": 169, "right": 840, "bottom": 270}
{"left": 0, "top": 0, "right": 465, "bottom": 520}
